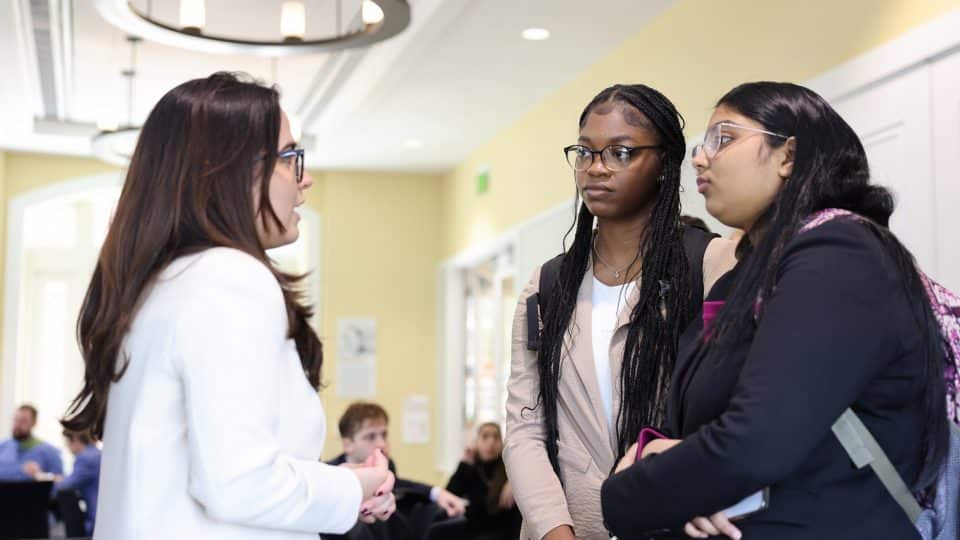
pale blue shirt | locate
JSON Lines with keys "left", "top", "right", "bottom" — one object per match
{"left": 0, "top": 437, "right": 64, "bottom": 481}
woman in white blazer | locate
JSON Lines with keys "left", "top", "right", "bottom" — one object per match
{"left": 61, "top": 72, "right": 395, "bottom": 539}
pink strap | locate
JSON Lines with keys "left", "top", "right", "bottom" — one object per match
{"left": 703, "top": 301, "right": 724, "bottom": 340}
{"left": 636, "top": 427, "right": 667, "bottom": 460}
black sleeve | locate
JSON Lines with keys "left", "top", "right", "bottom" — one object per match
{"left": 325, "top": 453, "right": 347, "bottom": 466}
{"left": 395, "top": 477, "right": 434, "bottom": 499}
{"left": 445, "top": 462, "right": 473, "bottom": 497}
{"left": 602, "top": 221, "right": 902, "bottom": 533}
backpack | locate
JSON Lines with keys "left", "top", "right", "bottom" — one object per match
{"left": 799, "top": 208, "right": 960, "bottom": 540}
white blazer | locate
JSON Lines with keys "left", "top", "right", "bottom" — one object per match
{"left": 94, "top": 248, "right": 361, "bottom": 540}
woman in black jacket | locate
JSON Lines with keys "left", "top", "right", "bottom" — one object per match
{"left": 601, "top": 82, "right": 951, "bottom": 540}
{"left": 447, "top": 423, "right": 521, "bottom": 540}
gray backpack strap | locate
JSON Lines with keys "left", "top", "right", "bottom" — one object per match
{"left": 832, "top": 408, "right": 923, "bottom": 522}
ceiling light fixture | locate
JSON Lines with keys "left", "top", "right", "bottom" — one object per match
{"left": 521, "top": 28, "right": 550, "bottom": 41}
{"left": 280, "top": 2, "right": 306, "bottom": 43}
{"left": 94, "top": 0, "right": 411, "bottom": 56}
{"left": 91, "top": 36, "right": 142, "bottom": 166}
{"left": 362, "top": 1, "right": 385, "bottom": 25}
{"left": 179, "top": 0, "right": 205, "bottom": 34}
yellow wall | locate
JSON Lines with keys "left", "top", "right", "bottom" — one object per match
{"left": 2, "top": 152, "right": 118, "bottom": 201}
{"left": 0, "top": 153, "right": 446, "bottom": 485}
{"left": 440, "top": 0, "right": 960, "bottom": 258}
{"left": 310, "top": 170, "right": 446, "bottom": 485}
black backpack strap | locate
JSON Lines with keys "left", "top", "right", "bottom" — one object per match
{"left": 680, "top": 225, "right": 718, "bottom": 314}
{"left": 526, "top": 254, "right": 564, "bottom": 351}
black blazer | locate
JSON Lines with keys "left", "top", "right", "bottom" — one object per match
{"left": 445, "top": 459, "right": 521, "bottom": 539}
{"left": 602, "top": 219, "right": 936, "bottom": 539}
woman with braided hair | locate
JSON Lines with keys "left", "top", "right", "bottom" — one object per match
{"left": 503, "top": 84, "right": 736, "bottom": 540}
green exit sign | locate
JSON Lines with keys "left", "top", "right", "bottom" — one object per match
{"left": 476, "top": 166, "right": 490, "bottom": 195}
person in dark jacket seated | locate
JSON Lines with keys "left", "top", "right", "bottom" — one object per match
{"left": 446, "top": 423, "right": 520, "bottom": 540}
{"left": 325, "top": 403, "right": 466, "bottom": 540}
{"left": 328, "top": 402, "right": 465, "bottom": 517}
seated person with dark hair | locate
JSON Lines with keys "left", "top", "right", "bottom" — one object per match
{"left": 680, "top": 214, "right": 712, "bottom": 234}
{"left": 0, "top": 404, "right": 63, "bottom": 481}
{"left": 446, "top": 423, "right": 520, "bottom": 540}
{"left": 329, "top": 402, "right": 465, "bottom": 517}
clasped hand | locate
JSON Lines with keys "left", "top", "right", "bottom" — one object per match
{"left": 613, "top": 439, "right": 742, "bottom": 540}
{"left": 342, "top": 449, "right": 397, "bottom": 524}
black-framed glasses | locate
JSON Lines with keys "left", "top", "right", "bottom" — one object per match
{"left": 277, "top": 148, "right": 305, "bottom": 185}
{"left": 691, "top": 122, "right": 789, "bottom": 162}
{"left": 563, "top": 144, "right": 662, "bottom": 172}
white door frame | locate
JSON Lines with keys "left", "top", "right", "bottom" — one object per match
{"left": 1, "top": 173, "right": 124, "bottom": 435}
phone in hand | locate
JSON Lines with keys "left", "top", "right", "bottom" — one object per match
{"left": 721, "top": 488, "right": 770, "bottom": 521}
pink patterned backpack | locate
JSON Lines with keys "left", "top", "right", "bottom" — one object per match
{"left": 801, "top": 209, "right": 959, "bottom": 540}
{"left": 800, "top": 208, "right": 960, "bottom": 423}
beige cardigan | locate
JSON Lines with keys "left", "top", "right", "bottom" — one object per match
{"left": 503, "top": 241, "right": 733, "bottom": 539}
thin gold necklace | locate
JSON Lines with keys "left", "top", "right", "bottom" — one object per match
{"left": 592, "top": 232, "right": 640, "bottom": 280}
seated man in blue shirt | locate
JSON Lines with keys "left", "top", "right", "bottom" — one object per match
{"left": 0, "top": 404, "right": 63, "bottom": 481}
{"left": 46, "top": 430, "right": 101, "bottom": 536}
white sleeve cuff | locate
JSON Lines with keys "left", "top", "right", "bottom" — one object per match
{"left": 429, "top": 485, "right": 441, "bottom": 502}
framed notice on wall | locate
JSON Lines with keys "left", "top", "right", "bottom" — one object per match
{"left": 336, "top": 318, "right": 377, "bottom": 397}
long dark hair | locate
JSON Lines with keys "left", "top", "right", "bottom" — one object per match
{"left": 535, "top": 84, "right": 694, "bottom": 477}
{"left": 62, "top": 72, "right": 323, "bottom": 438}
{"left": 476, "top": 422, "right": 509, "bottom": 513}
{"left": 703, "top": 81, "right": 948, "bottom": 491}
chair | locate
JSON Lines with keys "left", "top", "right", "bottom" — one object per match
{"left": 0, "top": 480, "right": 53, "bottom": 540}
{"left": 55, "top": 489, "right": 88, "bottom": 538}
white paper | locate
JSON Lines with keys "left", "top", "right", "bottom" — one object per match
{"left": 402, "top": 395, "right": 430, "bottom": 444}
{"left": 336, "top": 318, "right": 377, "bottom": 397}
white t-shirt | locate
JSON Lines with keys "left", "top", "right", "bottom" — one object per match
{"left": 591, "top": 277, "right": 635, "bottom": 429}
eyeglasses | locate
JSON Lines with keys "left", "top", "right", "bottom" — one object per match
{"left": 277, "top": 148, "right": 305, "bottom": 185}
{"left": 691, "top": 122, "right": 789, "bottom": 161}
{"left": 563, "top": 144, "right": 662, "bottom": 172}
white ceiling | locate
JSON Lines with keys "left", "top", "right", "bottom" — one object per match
{"left": 0, "top": 0, "right": 672, "bottom": 172}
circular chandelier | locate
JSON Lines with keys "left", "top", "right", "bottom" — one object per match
{"left": 93, "top": 0, "right": 411, "bottom": 56}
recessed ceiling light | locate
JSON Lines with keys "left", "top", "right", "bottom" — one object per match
{"left": 521, "top": 28, "right": 550, "bottom": 41}
{"left": 404, "top": 138, "right": 424, "bottom": 149}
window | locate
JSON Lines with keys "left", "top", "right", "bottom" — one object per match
{"left": 2, "top": 175, "right": 321, "bottom": 466}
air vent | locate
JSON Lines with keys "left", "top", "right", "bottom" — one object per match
{"left": 29, "top": 0, "right": 58, "bottom": 118}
